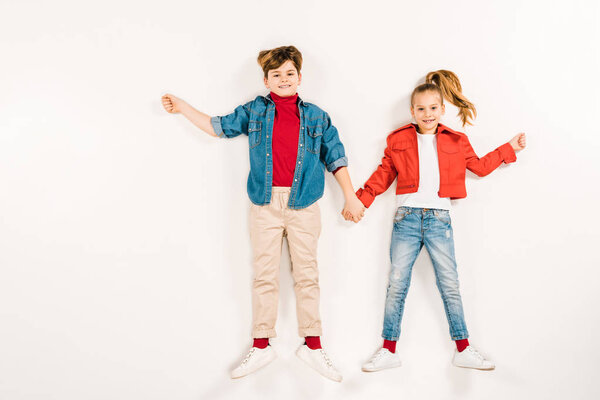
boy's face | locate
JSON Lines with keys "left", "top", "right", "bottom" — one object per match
{"left": 264, "top": 60, "right": 301, "bottom": 97}
{"left": 410, "top": 91, "right": 445, "bottom": 133}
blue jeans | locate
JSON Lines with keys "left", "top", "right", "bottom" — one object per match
{"left": 382, "top": 207, "right": 469, "bottom": 341}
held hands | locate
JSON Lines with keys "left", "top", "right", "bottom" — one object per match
{"left": 341, "top": 194, "right": 366, "bottom": 223}
{"left": 509, "top": 133, "right": 527, "bottom": 151}
{"left": 161, "top": 94, "right": 186, "bottom": 114}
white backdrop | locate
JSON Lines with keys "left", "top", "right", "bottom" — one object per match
{"left": 1, "top": 1, "right": 599, "bottom": 399}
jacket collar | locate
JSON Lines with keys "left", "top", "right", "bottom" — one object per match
{"left": 436, "top": 123, "right": 462, "bottom": 135}
{"left": 392, "top": 123, "right": 461, "bottom": 136}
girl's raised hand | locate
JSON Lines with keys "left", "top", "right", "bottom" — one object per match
{"left": 161, "top": 94, "right": 185, "bottom": 114}
{"left": 509, "top": 133, "right": 527, "bottom": 151}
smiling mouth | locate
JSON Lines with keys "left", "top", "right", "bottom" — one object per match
{"left": 422, "top": 119, "right": 435, "bottom": 123}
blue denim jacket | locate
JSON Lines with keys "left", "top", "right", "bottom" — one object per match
{"left": 210, "top": 94, "right": 348, "bottom": 209}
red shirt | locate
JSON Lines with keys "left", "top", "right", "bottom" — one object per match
{"left": 356, "top": 123, "right": 517, "bottom": 207}
{"left": 270, "top": 92, "right": 300, "bottom": 187}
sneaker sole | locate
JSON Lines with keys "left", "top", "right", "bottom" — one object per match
{"left": 452, "top": 363, "right": 495, "bottom": 371}
{"left": 295, "top": 347, "right": 343, "bottom": 382}
{"left": 361, "top": 361, "right": 402, "bottom": 372}
{"left": 231, "top": 351, "right": 277, "bottom": 379}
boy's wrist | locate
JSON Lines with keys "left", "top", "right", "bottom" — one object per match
{"left": 179, "top": 101, "right": 192, "bottom": 114}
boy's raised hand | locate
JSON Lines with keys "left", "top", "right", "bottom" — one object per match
{"left": 162, "top": 94, "right": 186, "bottom": 114}
{"left": 509, "top": 133, "right": 526, "bottom": 151}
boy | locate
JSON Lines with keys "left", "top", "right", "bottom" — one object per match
{"left": 161, "top": 45, "right": 364, "bottom": 382}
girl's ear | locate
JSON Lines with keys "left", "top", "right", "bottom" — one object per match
{"left": 441, "top": 103, "right": 446, "bottom": 115}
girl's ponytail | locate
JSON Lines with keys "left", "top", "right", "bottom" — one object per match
{"left": 411, "top": 70, "right": 476, "bottom": 127}
{"left": 425, "top": 70, "right": 476, "bottom": 126}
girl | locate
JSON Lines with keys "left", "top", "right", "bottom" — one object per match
{"left": 355, "top": 70, "right": 526, "bottom": 371}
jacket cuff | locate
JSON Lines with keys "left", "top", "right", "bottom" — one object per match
{"left": 326, "top": 156, "right": 348, "bottom": 172}
{"left": 356, "top": 188, "right": 375, "bottom": 208}
{"left": 499, "top": 142, "right": 516, "bottom": 163}
{"left": 210, "top": 116, "right": 225, "bottom": 138}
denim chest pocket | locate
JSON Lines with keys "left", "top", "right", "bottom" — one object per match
{"left": 248, "top": 121, "right": 262, "bottom": 149}
{"left": 305, "top": 125, "right": 323, "bottom": 155}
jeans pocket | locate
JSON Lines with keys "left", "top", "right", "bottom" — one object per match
{"left": 393, "top": 207, "right": 410, "bottom": 224}
{"left": 433, "top": 210, "right": 451, "bottom": 225}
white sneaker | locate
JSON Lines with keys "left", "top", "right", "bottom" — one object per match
{"left": 231, "top": 346, "right": 277, "bottom": 379}
{"left": 361, "top": 348, "right": 402, "bottom": 372}
{"left": 295, "top": 345, "right": 343, "bottom": 382}
{"left": 452, "top": 346, "right": 495, "bottom": 370}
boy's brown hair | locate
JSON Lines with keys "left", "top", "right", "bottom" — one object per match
{"left": 257, "top": 45, "right": 303, "bottom": 78}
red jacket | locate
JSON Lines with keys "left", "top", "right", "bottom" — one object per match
{"left": 356, "top": 123, "right": 516, "bottom": 207}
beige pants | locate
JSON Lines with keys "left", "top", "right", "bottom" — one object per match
{"left": 249, "top": 187, "right": 322, "bottom": 338}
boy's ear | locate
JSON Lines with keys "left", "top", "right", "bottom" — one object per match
{"left": 298, "top": 72, "right": 302, "bottom": 86}
{"left": 263, "top": 77, "right": 269, "bottom": 88}
{"left": 410, "top": 107, "right": 415, "bottom": 118}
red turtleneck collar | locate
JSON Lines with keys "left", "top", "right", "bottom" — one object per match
{"left": 270, "top": 92, "right": 298, "bottom": 104}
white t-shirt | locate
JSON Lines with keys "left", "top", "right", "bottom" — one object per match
{"left": 396, "top": 132, "right": 451, "bottom": 210}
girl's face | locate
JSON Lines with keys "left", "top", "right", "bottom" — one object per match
{"left": 411, "top": 91, "right": 445, "bottom": 134}
{"left": 264, "top": 60, "right": 301, "bottom": 97}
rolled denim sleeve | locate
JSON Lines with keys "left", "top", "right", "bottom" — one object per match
{"left": 320, "top": 113, "right": 348, "bottom": 172}
{"left": 210, "top": 103, "right": 250, "bottom": 139}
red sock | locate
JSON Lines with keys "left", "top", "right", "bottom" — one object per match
{"left": 455, "top": 339, "right": 469, "bottom": 352}
{"left": 383, "top": 339, "right": 397, "bottom": 353}
{"left": 305, "top": 336, "right": 322, "bottom": 350}
{"left": 253, "top": 338, "right": 269, "bottom": 349}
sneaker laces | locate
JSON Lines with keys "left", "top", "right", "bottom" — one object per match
{"left": 241, "top": 348, "right": 256, "bottom": 365}
{"left": 467, "top": 347, "right": 484, "bottom": 361}
{"left": 319, "top": 349, "right": 334, "bottom": 368}
{"left": 370, "top": 348, "right": 387, "bottom": 363}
